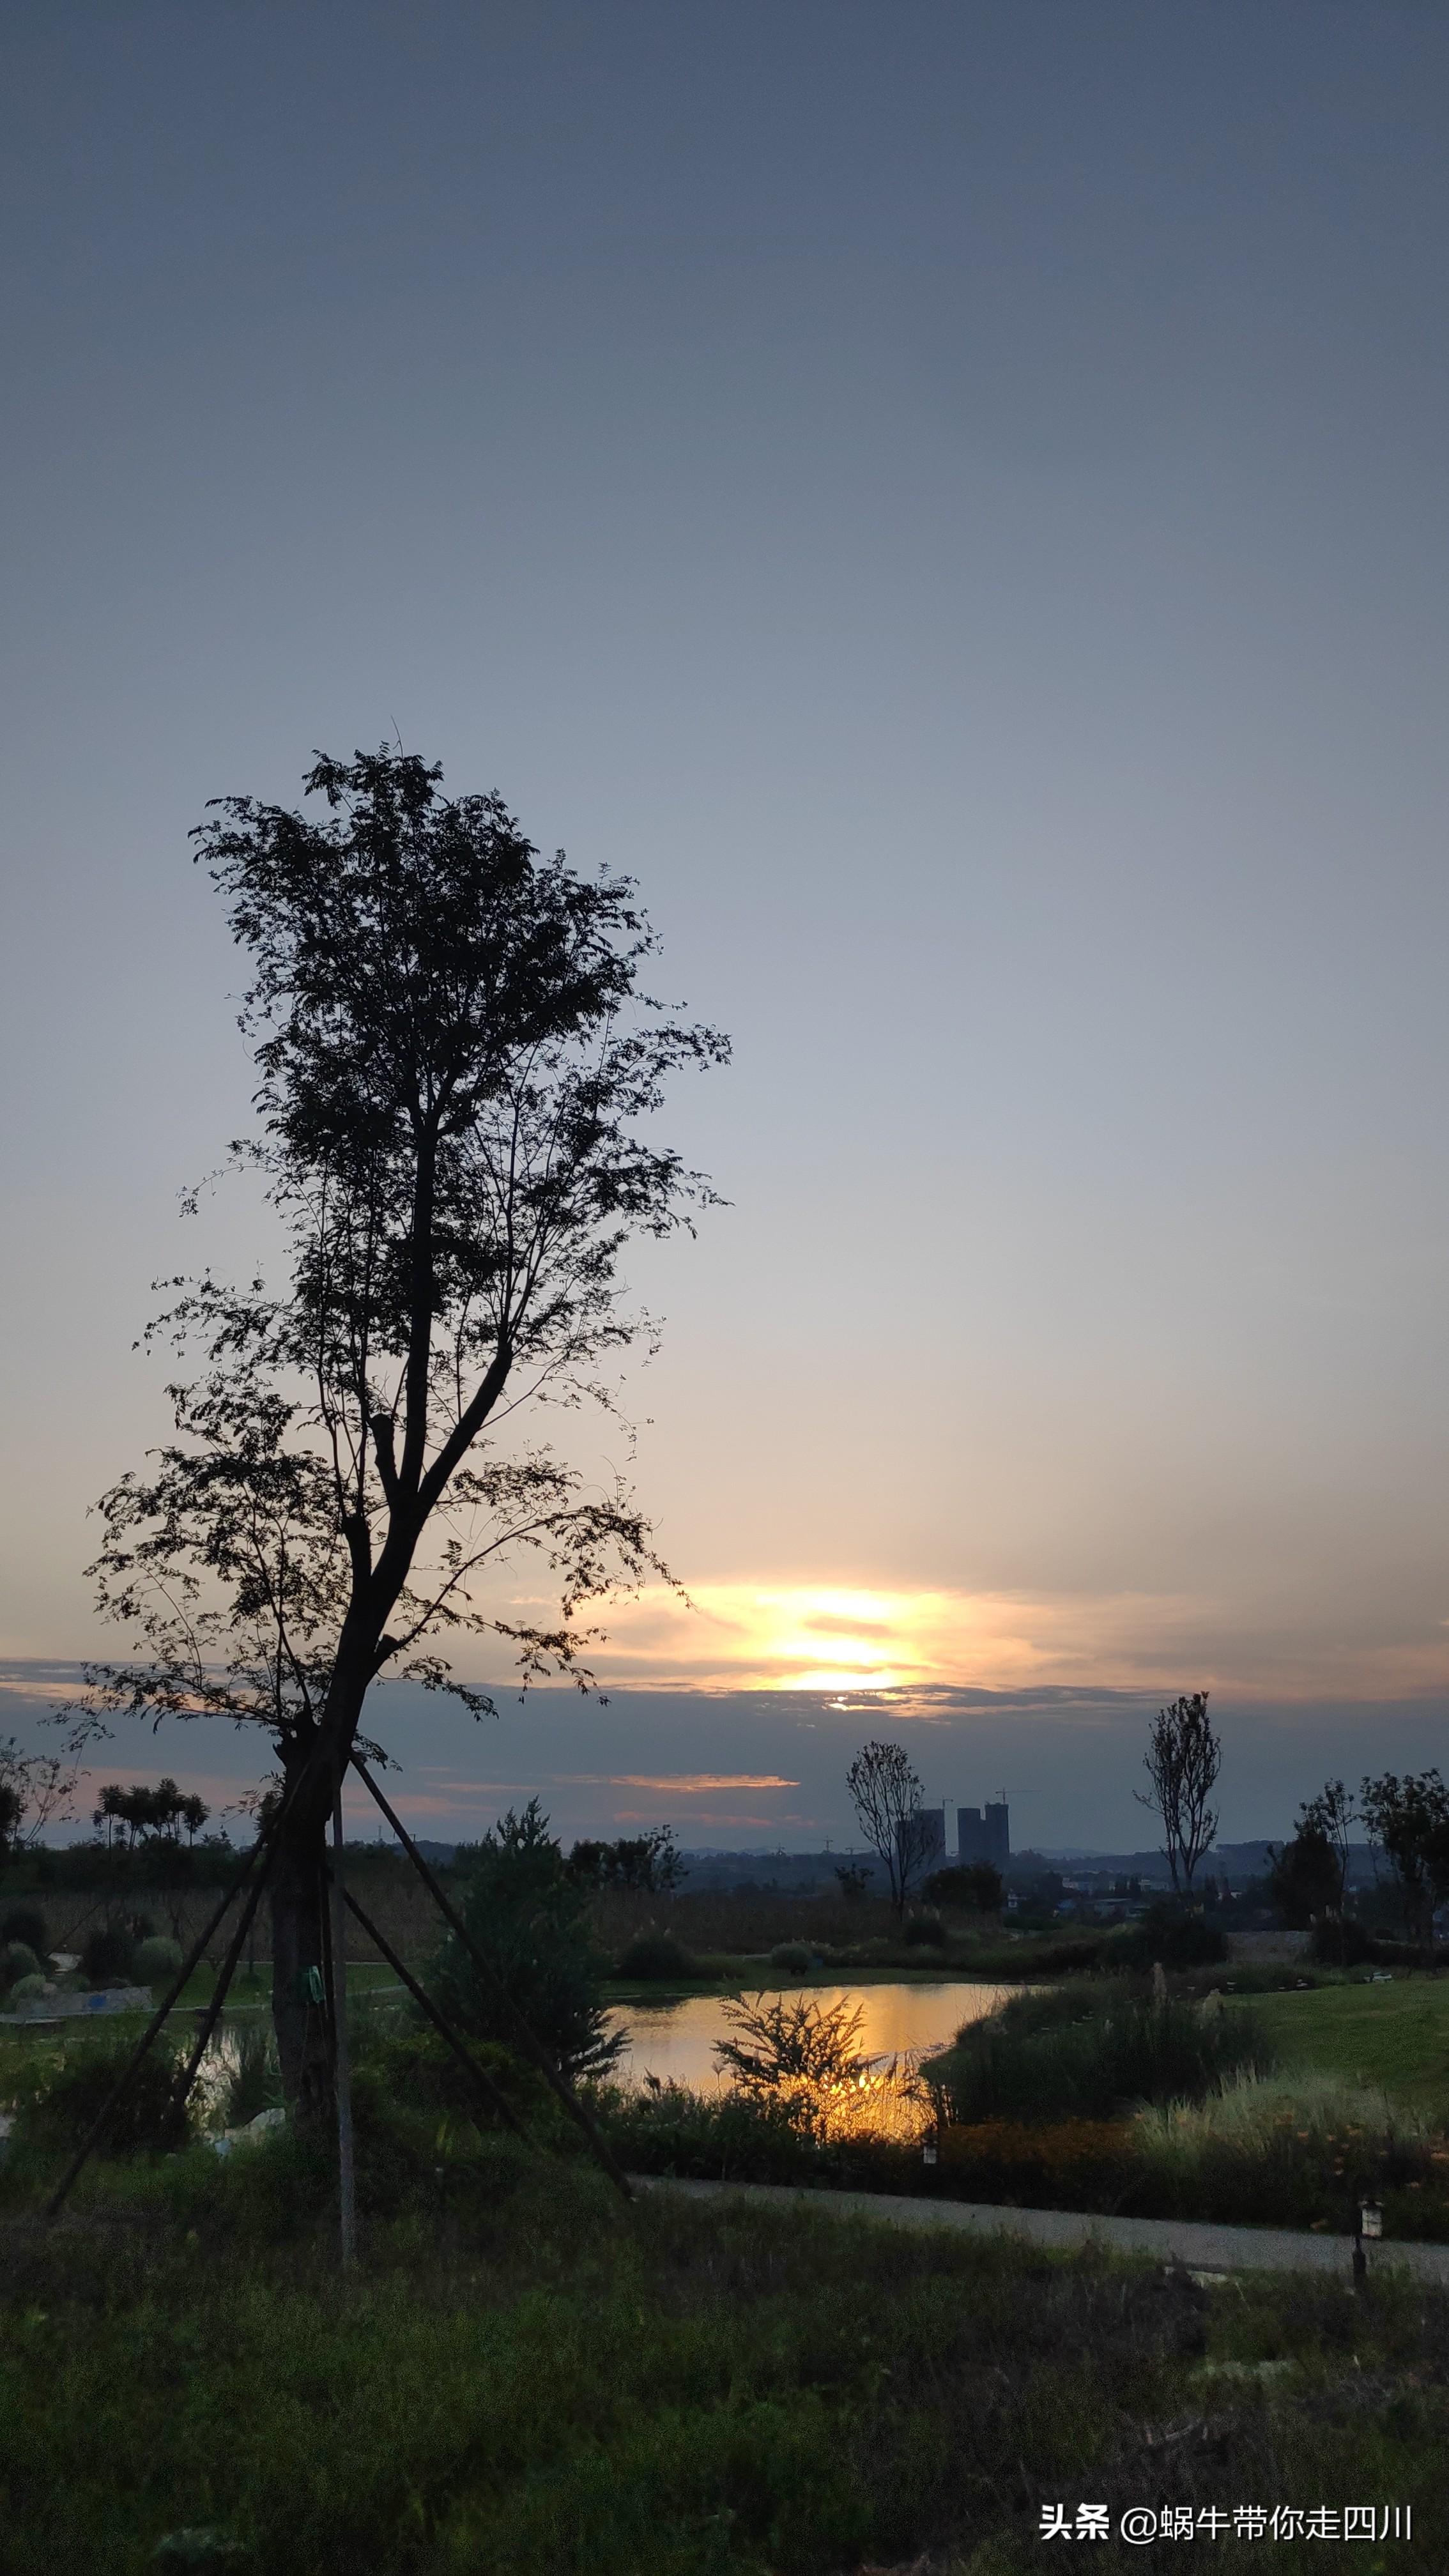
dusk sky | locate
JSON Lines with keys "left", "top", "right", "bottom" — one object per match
{"left": 3, "top": 4, "right": 1447, "bottom": 1850}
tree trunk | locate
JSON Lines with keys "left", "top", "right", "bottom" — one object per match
{"left": 270, "top": 1749, "right": 335, "bottom": 2128}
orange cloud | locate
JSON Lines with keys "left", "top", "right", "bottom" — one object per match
{"left": 564, "top": 1584, "right": 1210, "bottom": 1694}
{"left": 555, "top": 1772, "right": 799, "bottom": 1792}
{"left": 535, "top": 1579, "right": 1449, "bottom": 1703}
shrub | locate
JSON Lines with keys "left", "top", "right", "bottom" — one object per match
{"left": 14, "top": 2038, "right": 190, "bottom": 2156}
{"left": 715, "top": 1991, "right": 868, "bottom": 2095}
{"left": 939, "top": 2118, "right": 1135, "bottom": 2209}
{"left": 616, "top": 1929, "right": 697, "bottom": 1982}
{"left": 1, "top": 1905, "right": 47, "bottom": 1956}
{"left": 924, "top": 1864, "right": 1002, "bottom": 1913}
{"left": 767, "top": 1941, "right": 812, "bottom": 1973}
{"left": 1118, "top": 1903, "right": 1229, "bottom": 1969}
{"left": 8, "top": 1972, "right": 50, "bottom": 2003}
{"left": 362, "top": 2025, "right": 555, "bottom": 2136}
{"left": 1310, "top": 1914, "right": 1373, "bottom": 1965}
{"left": 936, "top": 1981, "right": 1268, "bottom": 2125}
{"left": 433, "top": 1799, "right": 622, "bottom": 2076}
{"left": 2, "top": 1940, "right": 42, "bottom": 1990}
{"left": 133, "top": 1935, "right": 184, "bottom": 1986}
{"left": 80, "top": 1924, "right": 135, "bottom": 1987}
{"left": 218, "top": 2023, "right": 282, "bottom": 2129}
{"left": 903, "top": 1909, "right": 946, "bottom": 1947}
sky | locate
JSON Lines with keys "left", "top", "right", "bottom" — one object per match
{"left": 2, "top": 3, "right": 1447, "bottom": 1851}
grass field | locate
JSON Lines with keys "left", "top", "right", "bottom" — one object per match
{"left": 1245, "top": 1978, "right": 1449, "bottom": 2114}
{"left": 3, "top": 2127, "right": 1445, "bottom": 2573}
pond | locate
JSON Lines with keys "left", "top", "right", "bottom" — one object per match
{"left": 606, "top": 1981, "right": 1016, "bottom": 2093}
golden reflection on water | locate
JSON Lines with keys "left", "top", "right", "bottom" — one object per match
{"left": 610, "top": 1981, "right": 1015, "bottom": 2108}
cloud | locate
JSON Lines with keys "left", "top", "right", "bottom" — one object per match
{"left": 547, "top": 1583, "right": 1449, "bottom": 1704}
{"left": 554, "top": 1772, "right": 800, "bottom": 1792}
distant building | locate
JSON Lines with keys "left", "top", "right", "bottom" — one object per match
{"left": 896, "top": 1800, "right": 1011, "bottom": 1876}
{"left": 958, "top": 1802, "right": 1010, "bottom": 1869}
{"left": 900, "top": 1805, "right": 948, "bottom": 1871}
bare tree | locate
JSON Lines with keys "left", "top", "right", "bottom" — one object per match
{"left": 73, "top": 746, "right": 727, "bottom": 2121}
{"left": 845, "top": 1739, "right": 933, "bottom": 1920}
{"left": 1134, "top": 1692, "right": 1221, "bottom": 1895}
{"left": 0, "top": 1735, "right": 77, "bottom": 1872}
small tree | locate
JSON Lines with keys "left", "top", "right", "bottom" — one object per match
{"left": 1133, "top": 1692, "right": 1221, "bottom": 1894}
{"left": 845, "top": 1740, "right": 933, "bottom": 1920}
{"left": 0, "top": 1736, "right": 77, "bottom": 1873}
{"left": 433, "top": 1800, "right": 622, "bottom": 2078}
{"left": 1359, "top": 1770, "right": 1449, "bottom": 1959}
{"left": 1271, "top": 1779, "right": 1355, "bottom": 1958}
{"left": 1268, "top": 1825, "right": 1340, "bottom": 1932}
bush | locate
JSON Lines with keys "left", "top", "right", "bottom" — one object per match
{"left": 8, "top": 1972, "right": 50, "bottom": 2003}
{"left": 220, "top": 2022, "right": 282, "bottom": 2129}
{"left": 1, "top": 1905, "right": 47, "bottom": 1956}
{"left": 767, "top": 1941, "right": 812, "bottom": 1974}
{"left": 924, "top": 1864, "right": 1002, "bottom": 1913}
{"left": 715, "top": 1991, "right": 868, "bottom": 2094}
{"left": 1310, "top": 1915, "right": 1373, "bottom": 1965}
{"left": 903, "top": 1909, "right": 946, "bottom": 1947}
{"left": 939, "top": 2118, "right": 1135, "bottom": 2209}
{"left": 14, "top": 2038, "right": 190, "bottom": 2157}
{"left": 433, "top": 1799, "right": 622, "bottom": 2076}
{"left": 935, "top": 1981, "right": 1269, "bottom": 2126}
{"left": 2, "top": 1940, "right": 42, "bottom": 1990}
{"left": 80, "top": 1924, "right": 135, "bottom": 1986}
{"left": 616, "top": 1929, "right": 697, "bottom": 1982}
{"left": 132, "top": 1935, "right": 184, "bottom": 1986}
{"left": 362, "top": 2026, "right": 555, "bottom": 2136}
{"left": 1118, "top": 1903, "right": 1229, "bottom": 1970}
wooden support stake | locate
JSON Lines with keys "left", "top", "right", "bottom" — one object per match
{"left": 339, "top": 1883, "right": 529, "bottom": 2141}
{"left": 330, "top": 1781, "right": 357, "bottom": 2266}
{"left": 166, "top": 1854, "right": 273, "bottom": 2124}
{"left": 45, "top": 1832, "right": 270, "bottom": 2218}
{"left": 350, "top": 1756, "right": 632, "bottom": 2202}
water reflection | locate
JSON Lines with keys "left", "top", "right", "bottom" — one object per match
{"left": 608, "top": 1982, "right": 1015, "bottom": 2095}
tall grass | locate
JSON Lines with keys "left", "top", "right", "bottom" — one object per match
{"left": 935, "top": 1979, "right": 1270, "bottom": 2124}
{"left": 1131, "top": 2069, "right": 1447, "bottom": 2232}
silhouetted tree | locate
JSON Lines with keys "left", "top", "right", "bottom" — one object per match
{"left": 1133, "top": 1692, "right": 1221, "bottom": 1894}
{"left": 1359, "top": 1770, "right": 1449, "bottom": 1959}
{"left": 1271, "top": 1779, "right": 1355, "bottom": 1956}
{"left": 0, "top": 1735, "right": 76, "bottom": 1871}
{"left": 845, "top": 1740, "right": 932, "bottom": 1920}
{"left": 434, "top": 1800, "right": 622, "bottom": 2078}
{"left": 565, "top": 1826, "right": 684, "bottom": 1893}
{"left": 77, "top": 747, "right": 726, "bottom": 2119}
{"left": 1268, "top": 1823, "right": 1340, "bottom": 1931}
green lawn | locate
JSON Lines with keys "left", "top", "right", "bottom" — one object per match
{"left": 1247, "top": 1977, "right": 1449, "bottom": 2112}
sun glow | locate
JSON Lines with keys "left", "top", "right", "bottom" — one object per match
{"left": 559, "top": 1579, "right": 1234, "bottom": 1695}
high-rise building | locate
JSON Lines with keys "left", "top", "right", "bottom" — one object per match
{"left": 900, "top": 1804, "right": 947, "bottom": 1869}
{"left": 957, "top": 1802, "right": 1010, "bottom": 1867}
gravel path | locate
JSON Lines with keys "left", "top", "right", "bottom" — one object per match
{"left": 629, "top": 2173, "right": 1449, "bottom": 2284}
